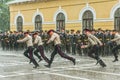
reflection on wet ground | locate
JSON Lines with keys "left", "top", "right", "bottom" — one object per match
{"left": 0, "top": 50, "right": 120, "bottom": 80}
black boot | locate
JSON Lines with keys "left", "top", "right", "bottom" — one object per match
{"left": 96, "top": 60, "right": 99, "bottom": 65}
{"left": 32, "top": 59, "right": 39, "bottom": 69}
{"left": 38, "top": 58, "right": 42, "bottom": 62}
{"left": 34, "top": 51, "right": 42, "bottom": 62}
{"left": 44, "top": 64, "right": 51, "bottom": 68}
{"left": 44, "top": 62, "right": 51, "bottom": 68}
{"left": 98, "top": 59, "right": 106, "bottom": 67}
{"left": 113, "top": 56, "right": 118, "bottom": 62}
{"left": 112, "top": 59, "right": 118, "bottom": 62}
{"left": 33, "top": 65, "right": 39, "bottom": 69}
{"left": 72, "top": 59, "right": 76, "bottom": 65}
{"left": 29, "top": 60, "right": 32, "bottom": 64}
{"left": 45, "top": 58, "right": 50, "bottom": 64}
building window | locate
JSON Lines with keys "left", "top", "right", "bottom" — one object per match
{"left": 114, "top": 8, "right": 120, "bottom": 31}
{"left": 35, "top": 15, "right": 42, "bottom": 31}
{"left": 56, "top": 13, "right": 65, "bottom": 32}
{"left": 17, "top": 16, "right": 23, "bottom": 31}
{"left": 82, "top": 10, "right": 93, "bottom": 30}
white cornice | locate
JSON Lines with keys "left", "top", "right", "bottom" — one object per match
{"left": 67, "top": 20, "right": 81, "bottom": 24}
{"left": 95, "top": 18, "right": 113, "bottom": 22}
{"left": 43, "top": 22, "right": 55, "bottom": 25}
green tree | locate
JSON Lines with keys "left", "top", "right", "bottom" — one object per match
{"left": 0, "top": 0, "right": 13, "bottom": 32}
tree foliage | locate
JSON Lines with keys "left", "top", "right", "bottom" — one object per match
{"left": 0, "top": 0, "right": 13, "bottom": 32}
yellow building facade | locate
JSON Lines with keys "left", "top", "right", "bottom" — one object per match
{"left": 8, "top": 0, "right": 120, "bottom": 32}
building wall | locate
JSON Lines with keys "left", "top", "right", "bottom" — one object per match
{"left": 9, "top": 0, "right": 119, "bottom": 31}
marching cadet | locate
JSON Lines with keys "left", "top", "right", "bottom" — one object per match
{"left": 65, "top": 30, "right": 71, "bottom": 53}
{"left": 104, "top": 30, "right": 111, "bottom": 56}
{"left": 70, "top": 29, "right": 76, "bottom": 55}
{"left": 108, "top": 30, "right": 120, "bottom": 62}
{"left": 82, "top": 30, "right": 89, "bottom": 56}
{"left": 17, "top": 32, "right": 39, "bottom": 68}
{"left": 96, "top": 28, "right": 104, "bottom": 55}
{"left": 14, "top": 31, "right": 20, "bottom": 51}
{"left": 18, "top": 31, "right": 25, "bottom": 50}
{"left": 33, "top": 32, "right": 50, "bottom": 64}
{"left": 0, "top": 32, "right": 2, "bottom": 47}
{"left": 75, "top": 30, "right": 83, "bottom": 56}
{"left": 44, "top": 30, "right": 76, "bottom": 68}
{"left": 42, "top": 30, "right": 49, "bottom": 53}
{"left": 109, "top": 30, "right": 116, "bottom": 55}
{"left": 81, "top": 29, "right": 106, "bottom": 67}
{"left": 1, "top": 32, "right": 6, "bottom": 50}
{"left": 60, "top": 29, "right": 66, "bottom": 52}
{"left": 8, "top": 31, "right": 14, "bottom": 51}
{"left": 4, "top": 32, "right": 9, "bottom": 50}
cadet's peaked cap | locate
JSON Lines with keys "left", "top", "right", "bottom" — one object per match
{"left": 24, "top": 32, "right": 29, "bottom": 34}
{"left": 77, "top": 30, "right": 80, "bottom": 33}
{"left": 66, "top": 30, "right": 69, "bottom": 33}
{"left": 83, "top": 29, "right": 91, "bottom": 32}
{"left": 47, "top": 29, "right": 54, "bottom": 34}
{"left": 71, "top": 29, "right": 74, "bottom": 31}
{"left": 33, "top": 32, "right": 38, "bottom": 35}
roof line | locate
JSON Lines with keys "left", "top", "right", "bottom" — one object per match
{"left": 7, "top": 0, "right": 32, "bottom": 5}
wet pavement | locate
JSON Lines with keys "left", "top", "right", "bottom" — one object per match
{"left": 0, "top": 49, "right": 120, "bottom": 80}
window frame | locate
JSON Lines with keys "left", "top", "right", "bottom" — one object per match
{"left": 114, "top": 8, "right": 120, "bottom": 31}
{"left": 17, "top": 16, "right": 23, "bottom": 32}
{"left": 82, "top": 10, "right": 93, "bottom": 30}
{"left": 56, "top": 13, "right": 65, "bottom": 32}
{"left": 35, "top": 15, "right": 42, "bottom": 31}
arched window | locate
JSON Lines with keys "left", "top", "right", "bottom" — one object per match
{"left": 56, "top": 13, "right": 65, "bottom": 32}
{"left": 114, "top": 8, "right": 120, "bottom": 31}
{"left": 82, "top": 10, "right": 93, "bottom": 30}
{"left": 35, "top": 15, "right": 42, "bottom": 31}
{"left": 17, "top": 16, "right": 23, "bottom": 31}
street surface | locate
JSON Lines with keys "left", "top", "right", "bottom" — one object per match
{"left": 0, "top": 49, "right": 120, "bottom": 80}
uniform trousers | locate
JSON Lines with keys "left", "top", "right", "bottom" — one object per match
{"left": 49, "top": 44, "right": 75, "bottom": 66}
{"left": 24, "top": 46, "right": 39, "bottom": 66}
{"left": 88, "top": 45, "right": 100, "bottom": 60}
{"left": 34, "top": 45, "right": 49, "bottom": 63}
{"left": 112, "top": 45, "right": 120, "bottom": 59}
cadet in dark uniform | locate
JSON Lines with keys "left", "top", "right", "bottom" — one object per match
{"left": 44, "top": 30, "right": 76, "bottom": 68}
{"left": 33, "top": 32, "right": 50, "bottom": 64}
{"left": 60, "top": 29, "right": 66, "bottom": 52}
{"left": 104, "top": 30, "right": 111, "bottom": 56}
{"left": 109, "top": 30, "right": 116, "bottom": 55}
{"left": 9, "top": 31, "right": 14, "bottom": 50}
{"left": 13, "top": 32, "right": 19, "bottom": 51}
{"left": 75, "top": 30, "right": 83, "bottom": 56}
{"left": 109, "top": 30, "right": 120, "bottom": 62}
{"left": 96, "top": 29, "right": 104, "bottom": 56}
{"left": 70, "top": 29, "right": 76, "bottom": 55}
{"left": 4, "top": 32, "right": 9, "bottom": 50}
{"left": 82, "top": 31, "right": 89, "bottom": 56}
{"left": 42, "top": 30, "right": 49, "bottom": 53}
{"left": 81, "top": 29, "right": 106, "bottom": 67}
{"left": 65, "top": 30, "right": 71, "bottom": 53}
{"left": 1, "top": 32, "right": 6, "bottom": 50}
{"left": 17, "top": 32, "right": 39, "bottom": 68}
{"left": 0, "top": 32, "right": 1, "bottom": 44}
{"left": 19, "top": 31, "right": 25, "bottom": 50}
